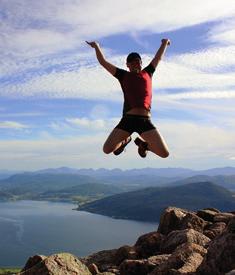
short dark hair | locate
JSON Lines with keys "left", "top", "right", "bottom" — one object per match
{"left": 126, "top": 52, "right": 141, "bottom": 63}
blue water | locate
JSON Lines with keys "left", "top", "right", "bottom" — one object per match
{"left": 0, "top": 200, "right": 156, "bottom": 267}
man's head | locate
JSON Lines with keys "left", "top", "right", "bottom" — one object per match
{"left": 126, "top": 52, "right": 142, "bottom": 72}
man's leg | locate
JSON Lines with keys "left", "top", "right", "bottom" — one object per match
{"left": 103, "top": 128, "right": 131, "bottom": 154}
{"left": 140, "top": 128, "right": 169, "bottom": 158}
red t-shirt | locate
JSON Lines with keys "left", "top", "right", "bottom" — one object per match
{"left": 114, "top": 64, "right": 155, "bottom": 115}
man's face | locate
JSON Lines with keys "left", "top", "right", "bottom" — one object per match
{"left": 127, "top": 58, "right": 142, "bottom": 72}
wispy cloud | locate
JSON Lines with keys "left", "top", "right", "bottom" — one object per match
{"left": 161, "top": 90, "right": 235, "bottom": 100}
{"left": 207, "top": 17, "right": 235, "bottom": 45}
{"left": 160, "top": 119, "right": 235, "bottom": 157}
{"left": 1, "top": 0, "right": 235, "bottom": 54}
{"left": 2, "top": 47, "right": 234, "bottom": 101}
{"left": 0, "top": 112, "right": 46, "bottom": 118}
{"left": 1, "top": 0, "right": 235, "bottom": 60}
{"left": 0, "top": 118, "right": 235, "bottom": 170}
{"left": 66, "top": 117, "right": 106, "bottom": 130}
{"left": 50, "top": 117, "right": 119, "bottom": 132}
{"left": 1, "top": 0, "right": 235, "bottom": 102}
{"left": 1, "top": 0, "right": 235, "bottom": 170}
{"left": 168, "top": 46, "right": 235, "bottom": 72}
{"left": 0, "top": 121, "right": 29, "bottom": 130}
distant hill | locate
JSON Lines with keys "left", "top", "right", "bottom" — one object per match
{"left": 0, "top": 173, "right": 99, "bottom": 195}
{"left": 38, "top": 182, "right": 123, "bottom": 200}
{"left": 0, "top": 173, "right": 124, "bottom": 202}
{"left": 0, "top": 190, "right": 14, "bottom": 201}
{"left": 35, "top": 166, "right": 235, "bottom": 178}
{"left": 169, "top": 175, "right": 235, "bottom": 191}
{"left": 79, "top": 182, "right": 235, "bottom": 222}
{"left": 0, "top": 169, "right": 23, "bottom": 180}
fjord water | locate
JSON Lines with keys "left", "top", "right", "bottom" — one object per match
{"left": 0, "top": 200, "right": 156, "bottom": 267}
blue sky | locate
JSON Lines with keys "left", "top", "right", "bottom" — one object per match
{"left": 0, "top": 0, "right": 235, "bottom": 171}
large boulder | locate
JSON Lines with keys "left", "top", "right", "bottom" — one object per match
{"left": 119, "top": 259, "right": 156, "bottom": 275}
{"left": 149, "top": 242, "right": 207, "bottom": 275}
{"left": 178, "top": 212, "right": 209, "bottom": 233}
{"left": 197, "top": 208, "right": 220, "bottom": 222}
{"left": 88, "top": 263, "right": 116, "bottom": 275}
{"left": 114, "top": 245, "right": 137, "bottom": 265}
{"left": 157, "top": 207, "right": 188, "bottom": 235}
{"left": 19, "top": 253, "right": 91, "bottom": 275}
{"left": 157, "top": 207, "right": 209, "bottom": 236}
{"left": 134, "top": 231, "right": 165, "bottom": 258}
{"left": 21, "top": 255, "right": 46, "bottom": 272}
{"left": 119, "top": 255, "right": 170, "bottom": 275}
{"left": 214, "top": 212, "right": 235, "bottom": 224}
{"left": 203, "top": 222, "right": 226, "bottom": 239}
{"left": 161, "top": 229, "right": 210, "bottom": 254}
{"left": 82, "top": 249, "right": 117, "bottom": 272}
{"left": 197, "top": 217, "right": 235, "bottom": 275}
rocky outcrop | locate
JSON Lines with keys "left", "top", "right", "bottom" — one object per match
{"left": 19, "top": 207, "right": 235, "bottom": 275}
{"left": 19, "top": 253, "right": 92, "bottom": 275}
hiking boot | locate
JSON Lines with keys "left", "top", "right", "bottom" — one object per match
{"left": 113, "top": 136, "right": 132, "bottom": 156}
{"left": 134, "top": 137, "right": 148, "bottom": 158}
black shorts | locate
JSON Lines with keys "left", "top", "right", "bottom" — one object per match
{"left": 115, "top": 114, "right": 156, "bottom": 135}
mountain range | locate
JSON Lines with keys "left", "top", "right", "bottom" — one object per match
{"left": 34, "top": 166, "right": 235, "bottom": 177}
{"left": 0, "top": 167, "right": 235, "bottom": 221}
{"left": 1, "top": 166, "right": 235, "bottom": 191}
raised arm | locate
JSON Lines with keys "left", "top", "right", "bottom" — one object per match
{"left": 86, "top": 41, "right": 116, "bottom": 76}
{"left": 150, "top": 39, "right": 171, "bottom": 69}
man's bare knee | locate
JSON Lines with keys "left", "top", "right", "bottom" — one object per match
{"left": 103, "top": 144, "right": 113, "bottom": 154}
{"left": 160, "top": 151, "right": 169, "bottom": 158}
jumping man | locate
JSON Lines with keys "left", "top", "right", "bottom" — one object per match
{"left": 86, "top": 39, "right": 170, "bottom": 158}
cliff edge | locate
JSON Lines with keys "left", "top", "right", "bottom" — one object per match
{"left": 18, "top": 207, "right": 235, "bottom": 275}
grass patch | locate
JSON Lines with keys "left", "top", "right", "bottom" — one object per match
{"left": 0, "top": 268, "right": 21, "bottom": 274}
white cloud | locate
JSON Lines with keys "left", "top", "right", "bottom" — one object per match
{"left": 169, "top": 46, "right": 235, "bottom": 72}
{"left": 1, "top": 0, "right": 235, "bottom": 170}
{"left": 158, "top": 119, "right": 235, "bottom": 159}
{"left": 0, "top": 118, "right": 235, "bottom": 170}
{"left": 0, "top": 135, "right": 106, "bottom": 170}
{"left": 50, "top": 117, "right": 118, "bottom": 132}
{"left": 0, "top": 112, "right": 46, "bottom": 118}
{"left": 207, "top": 18, "right": 235, "bottom": 45}
{"left": 0, "top": 63, "right": 122, "bottom": 99}
{"left": 1, "top": 46, "right": 235, "bottom": 101}
{"left": 1, "top": 0, "right": 235, "bottom": 102}
{"left": 155, "top": 60, "right": 235, "bottom": 91}
{"left": 161, "top": 90, "right": 235, "bottom": 100}
{"left": 0, "top": 121, "right": 29, "bottom": 130}
{"left": 66, "top": 117, "right": 106, "bottom": 130}
{"left": 1, "top": 0, "right": 235, "bottom": 59}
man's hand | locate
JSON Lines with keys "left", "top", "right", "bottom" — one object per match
{"left": 85, "top": 41, "right": 117, "bottom": 76}
{"left": 86, "top": 41, "right": 99, "bottom": 48}
{"left": 161, "top": 39, "right": 171, "bottom": 46}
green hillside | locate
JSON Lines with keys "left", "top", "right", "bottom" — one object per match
{"left": 169, "top": 175, "right": 235, "bottom": 191}
{"left": 38, "top": 182, "right": 123, "bottom": 202}
{"left": 0, "top": 191, "right": 14, "bottom": 201}
{"left": 79, "top": 182, "right": 235, "bottom": 222}
{"left": 0, "top": 173, "right": 100, "bottom": 195}
{"left": 0, "top": 174, "right": 123, "bottom": 202}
